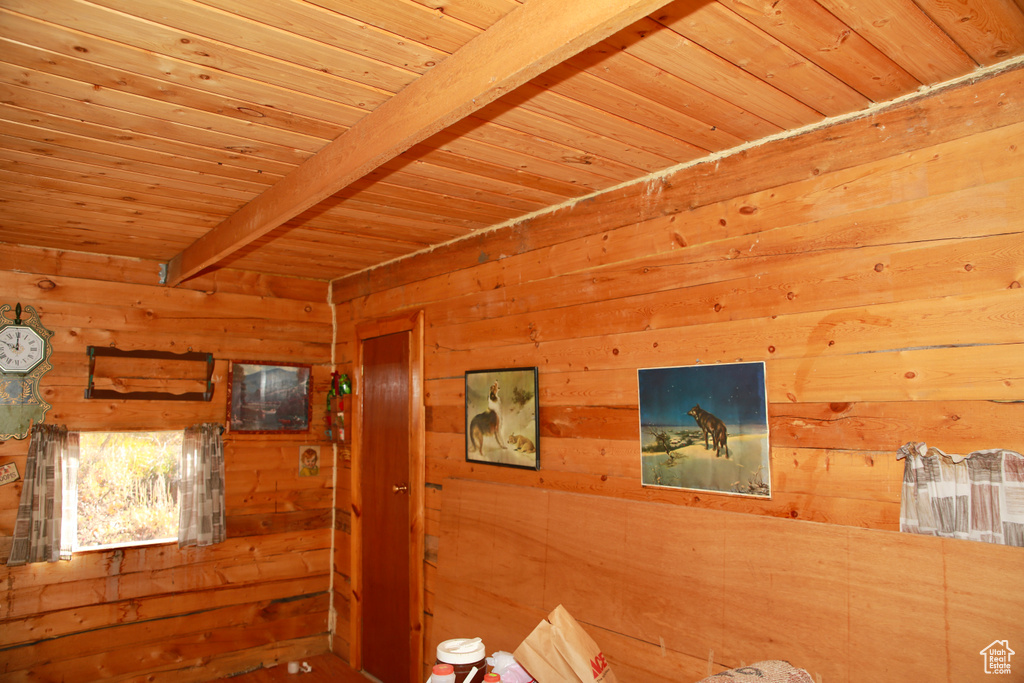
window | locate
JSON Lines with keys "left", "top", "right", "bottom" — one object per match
{"left": 76, "top": 431, "right": 183, "bottom": 550}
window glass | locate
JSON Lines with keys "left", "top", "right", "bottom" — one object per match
{"left": 77, "top": 431, "right": 182, "bottom": 549}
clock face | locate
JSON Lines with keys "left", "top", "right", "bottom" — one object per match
{"left": 0, "top": 325, "right": 46, "bottom": 373}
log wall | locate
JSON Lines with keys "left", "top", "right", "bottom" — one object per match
{"left": 0, "top": 249, "right": 336, "bottom": 682}
{"left": 331, "top": 64, "right": 1024, "bottom": 680}
{"left": 434, "top": 478, "right": 1024, "bottom": 682}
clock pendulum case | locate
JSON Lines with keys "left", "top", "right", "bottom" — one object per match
{"left": 0, "top": 303, "right": 54, "bottom": 440}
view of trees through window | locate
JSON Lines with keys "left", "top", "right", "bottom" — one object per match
{"left": 77, "top": 431, "right": 183, "bottom": 549}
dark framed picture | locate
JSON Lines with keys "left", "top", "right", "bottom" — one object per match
{"left": 465, "top": 367, "right": 539, "bottom": 470}
{"left": 638, "top": 361, "right": 770, "bottom": 497}
{"left": 227, "top": 361, "right": 312, "bottom": 434}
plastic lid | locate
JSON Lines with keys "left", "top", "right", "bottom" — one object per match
{"left": 436, "top": 637, "right": 486, "bottom": 664}
{"left": 484, "top": 674, "right": 501, "bottom": 682}
{"left": 432, "top": 663, "right": 455, "bottom": 675}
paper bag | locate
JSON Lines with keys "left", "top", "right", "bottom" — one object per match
{"left": 514, "top": 605, "right": 617, "bottom": 683}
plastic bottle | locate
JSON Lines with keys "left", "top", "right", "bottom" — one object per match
{"left": 431, "top": 663, "right": 456, "bottom": 683}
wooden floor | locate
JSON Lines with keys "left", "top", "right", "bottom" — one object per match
{"left": 217, "top": 653, "right": 374, "bottom": 683}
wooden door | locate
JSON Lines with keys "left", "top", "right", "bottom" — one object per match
{"left": 361, "top": 331, "right": 412, "bottom": 682}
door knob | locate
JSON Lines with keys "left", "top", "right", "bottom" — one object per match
{"left": 392, "top": 483, "right": 408, "bottom": 494}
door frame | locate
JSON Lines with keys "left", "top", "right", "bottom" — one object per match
{"left": 351, "top": 309, "right": 425, "bottom": 682}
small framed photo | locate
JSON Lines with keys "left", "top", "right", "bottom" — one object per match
{"left": 299, "top": 445, "right": 320, "bottom": 477}
{"left": 228, "top": 361, "right": 312, "bottom": 434}
{"left": 465, "top": 367, "right": 539, "bottom": 470}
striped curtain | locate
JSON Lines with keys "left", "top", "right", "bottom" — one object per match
{"left": 178, "top": 423, "right": 226, "bottom": 548}
{"left": 8, "top": 424, "right": 79, "bottom": 566}
{"left": 898, "top": 442, "right": 1024, "bottom": 547}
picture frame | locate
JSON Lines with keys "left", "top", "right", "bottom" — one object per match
{"left": 298, "top": 445, "right": 320, "bottom": 477}
{"left": 638, "top": 361, "right": 770, "bottom": 497}
{"left": 227, "top": 361, "right": 312, "bottom": 434}
{"left": 465, "top": 367, "right": 539, "bottom": 470}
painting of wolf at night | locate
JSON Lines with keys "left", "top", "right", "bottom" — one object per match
{"left": 638, "top": 362, "right": 770, "bottom": 497}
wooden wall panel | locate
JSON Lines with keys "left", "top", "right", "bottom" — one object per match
{"left": 432, "top": 478, "right": 1024, "bottom": 683}
{"left": 332, "top": 64, "right": 1024, "bottom": 680}
{"left": 0, "top": 249, "right": 334, "bottom": 681}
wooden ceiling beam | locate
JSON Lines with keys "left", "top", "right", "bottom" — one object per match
{"left": 163, "top": 0, "right": 674, "bottom": 286}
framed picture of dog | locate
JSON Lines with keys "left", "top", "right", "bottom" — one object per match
{"left": 465, "top": 367, "right": 539, "bottom": 470}
{"left": 637, "top": 361, "right": 770, "bottom": 497}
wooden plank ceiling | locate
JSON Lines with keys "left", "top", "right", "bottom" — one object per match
{"left": 1, "top": 0, "right": 1023, "bottom": 283}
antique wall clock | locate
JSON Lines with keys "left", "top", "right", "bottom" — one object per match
{"left": 0, "top": 303, "right": 54, "bottom": 440}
